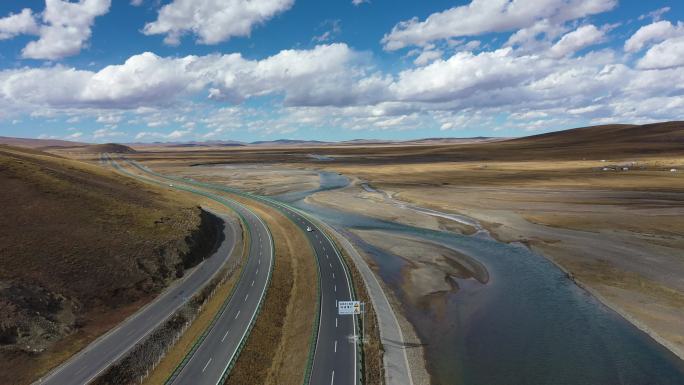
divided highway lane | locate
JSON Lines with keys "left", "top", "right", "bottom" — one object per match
{"left": 124, "top": 159, "right": 359, "bottom": 385}
{"left": 169, "top": 197, "right": 272, "bottom": 385}
{"left": 278, "top": 205, "right": 358, "bottom": 385}
{"left": 106, "top": 155, "right": 275, "bottom": 385}
{"left": 36, "top": 210, "right": 240, "bottom": 385}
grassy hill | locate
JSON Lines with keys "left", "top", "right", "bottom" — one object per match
{"left": 82, "top": 143, "right": 137, "bottom": 153}
{"left": 405, "top": 121, "right": 684, "bottom": 161}
{"left": 0, "top": 136, "right": 87, "bottom": 149}
{"left": 494, "top": 121, "right": 684, "bottom": 158}
{"left": 133, "top": 121, "right": 684, "bottom": 166}
{"left": 0, "top": 146, "right": 223, "bottom": 384}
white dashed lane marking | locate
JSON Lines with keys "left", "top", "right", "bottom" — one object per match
{"left": 202, "top": 357, "right": 212, "bottom": 373}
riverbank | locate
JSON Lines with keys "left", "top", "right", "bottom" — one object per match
{"left": 321, "top": 224, "right": 430, "bottom": 385}
{"left": 323, "top": 157, "right": 684, "bottom": 364}
{"left": 388, "top": 185, "right": 684, "bottom": 362}
{"left": 351, "top": 230, "right": 488, "bottom": 304}
{"left": 305, "top": 182, "right": 476, "bottom": 236}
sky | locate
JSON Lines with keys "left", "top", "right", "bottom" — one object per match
{"left": 0, "top": 0, "right": 682, "bottom": 143}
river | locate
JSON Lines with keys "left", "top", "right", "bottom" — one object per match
{"left": 238, "top": 167, "right": 684, "bottom": 384}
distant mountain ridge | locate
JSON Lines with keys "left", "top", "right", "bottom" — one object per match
{"left": 0, "top": 136, "right": 501, "bottom": 149}
{"left": 2, "top": 121, "right": 682, "bottom": 153}
{"left": 0, "top": 136, "right": 87, "bottom": 149}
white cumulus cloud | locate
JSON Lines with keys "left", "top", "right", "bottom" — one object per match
{"left": 2, "top": 24, "right": 684, "bottom": 137}
{"left": 624, "top": 20, "right": 684, "bottom": 53}
{"left": 637, "top": 36, "right": 684, "bottom": 70}
{"left": 0, "top": 44, "right": 378, "bottom": 112}
{"left": 0, "top": 8, "right": 39, "bottom": 40}
{"left": 390, "top": 48, "right": 546, "bottom": 103}
{"left": 143, "top": 0, "right": 294, "bottom": 45}
{"left": 549, "top": 24, "right": 605, "bottom": 58}
{"left": 413, "top": 49, "right": 443, "bottom": 66}
{"left": 381, "top": 0, "right": 616, "bottom": 50}
{"left": 22, "top": 0, "right": 111, "bottom": 60}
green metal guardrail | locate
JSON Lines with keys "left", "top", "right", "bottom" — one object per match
{"left": 104, "top": 155, "right": 276, "bottom": 385}
{"left": 123, "top": 159, "right": 364, "bottom": 385}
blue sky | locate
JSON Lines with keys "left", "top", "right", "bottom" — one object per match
{"left": 0, "top": 0, "right": 683, "bottom": 143}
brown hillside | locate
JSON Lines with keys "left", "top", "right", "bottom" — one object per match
{"left": 126, "top": 121, "right": 684, "bottom": 167}
{"left": 502, "top": 121, "right": 684, "bottom": 156}
{"left": 418, "top": 121, "right": 684, "bottom": 161}
{"left": 0, "top": 136, "right": 87, "bottom": 149}
{"left": 0, "top": 145, "right": 221, "bottom": 384}
{"left": 82, "top": 143, "right": 137, "bottom": 153}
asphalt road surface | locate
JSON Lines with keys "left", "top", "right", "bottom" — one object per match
{"left": 168, "top": 193, "right": 273, "bottom": 385}
{"left": 124, "top": 159, "right": 358, "bottom": 385}
{"left": 276, "top": 204, "right": 358, "bottom": 385}
{"left": 111, "top": 155, "right": 275, "bottom": 385}
{"left": 36, "top": 210, "right": 240, "bottom": 385}
{"left": 107, "top": 155, "right": 276, "bottom": 385}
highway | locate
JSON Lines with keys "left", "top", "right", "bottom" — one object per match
{"left": 168, "top": 192, "right": 273, "bottom": 385}
{"left": 278, "top": 205, "right": 359, "bottom": 385}
{"left": 36, "top": 209, "right": 240, "bottom": 385}
{"left": 124, "top": 159, "right": 359, "bottom": 385}
{"left": 106, "top": 155, "right": 275, "bottom": 385}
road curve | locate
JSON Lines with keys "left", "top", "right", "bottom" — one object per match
{"left": 35, "top": 210, "right": 240, "bottom": 385}
{"left": 167, "top": 191, "right": 273, "bottom": 385}
{"left": 125, "top": 159, "right": 359, "bottom": 385}
{"left": 106, "top": 155, "right": 275, "bottom": 385}
{"left": 276, "top": 204, "right": 358, "bottom": 385}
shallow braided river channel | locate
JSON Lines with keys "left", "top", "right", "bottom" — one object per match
{"left": 274, "top": 170, "right": 684, "bottom": 385}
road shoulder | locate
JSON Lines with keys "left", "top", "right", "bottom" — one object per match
{"left": 322, "top": 222, "right": 431, "bottom": 385}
